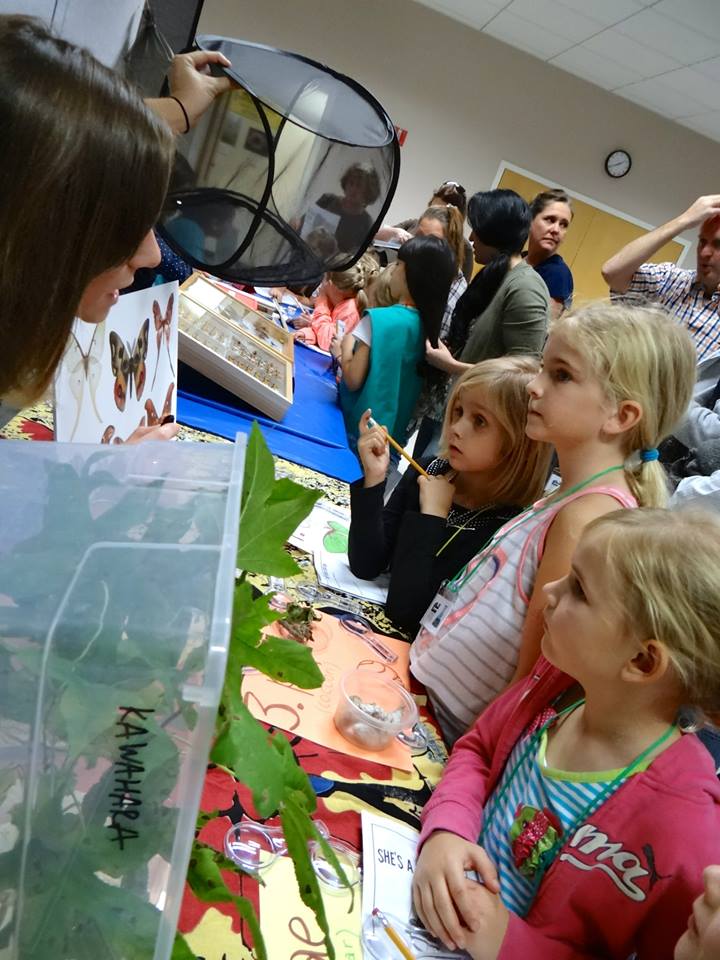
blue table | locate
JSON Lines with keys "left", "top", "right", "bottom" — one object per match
{"left": 177, "top": 344, "right": 362, "bottom": 483}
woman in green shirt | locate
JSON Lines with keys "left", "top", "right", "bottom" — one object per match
{"left": 425, "top": 189, "right": 550, "bottom": 378}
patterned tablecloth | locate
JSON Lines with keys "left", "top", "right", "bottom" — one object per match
{"left": 179, "top": 693, "right": 446, "bottom": 958}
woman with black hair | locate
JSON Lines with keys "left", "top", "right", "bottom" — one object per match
{"left": 425, "top": 189, "right": 550, "bottom": 379}
{"left": 339, "top": 235, "right": 455, "bottom": 453}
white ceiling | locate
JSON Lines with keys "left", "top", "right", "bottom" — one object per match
{"left": 412, "top": 0, "right": 720, "bottom": 143}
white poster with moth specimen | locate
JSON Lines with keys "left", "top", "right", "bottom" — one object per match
{"left": 54, "top": 281, "right": 178, "bottom": 443}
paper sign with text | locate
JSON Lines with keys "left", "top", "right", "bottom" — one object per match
{"left": 361, "top": 811, "right": 464, "bottom": 959}
{"left": 361, "top": 811, "right": 418, "bottom": 922}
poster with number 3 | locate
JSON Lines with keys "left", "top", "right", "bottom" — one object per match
{"left": 55, "top": 281, "right": 178, "bottom": 443}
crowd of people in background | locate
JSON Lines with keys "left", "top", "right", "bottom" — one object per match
{"left": 4, "top": 12, "right": 720, "bottom": 960}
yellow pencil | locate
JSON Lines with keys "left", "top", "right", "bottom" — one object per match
{"left": 372, "top": 908, "right": 417, "bottom": 960}
{"left": 367, "top": 416, "right": 430, "bottom": 479}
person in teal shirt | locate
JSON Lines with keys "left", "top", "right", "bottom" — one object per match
{"left": 339, "top": 235, "right": 455, "bottom": 453}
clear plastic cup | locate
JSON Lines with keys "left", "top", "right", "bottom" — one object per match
{"left": 334, "top": 668, "right": 419, "bottom": 752}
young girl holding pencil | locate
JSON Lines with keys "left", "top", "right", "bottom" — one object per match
{"left": 338, "top": 235, "right": 455, "bottom": 453}
{"left": 412, "top": 507, "right": 720, "bottom": 960}
{"left": 410, "top": 302, "right": 696, "bottom": 745}
{"left": 347, "top": 358, "right": 552, "bottom": 634}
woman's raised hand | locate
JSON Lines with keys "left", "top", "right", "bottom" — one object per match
{"left": 167, "top": 50, "right": 233, "bottom": 130}
{"left": 357, "top": 409, "right": 389, "bottom": 487}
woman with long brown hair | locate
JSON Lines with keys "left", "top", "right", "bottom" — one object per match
{"left": 0, "top": 15, "right": 207, "bottom": 439}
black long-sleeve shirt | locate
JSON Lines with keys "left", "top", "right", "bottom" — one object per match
{"left": 348, "top": 459, "right": 519, "bottom": 635}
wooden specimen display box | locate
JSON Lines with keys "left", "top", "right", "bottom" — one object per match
{"left": 182, "top": 273, "right": 294, "bottom": 362}
{"left": 178, "top": 282, "right": 293, "bottom": 421}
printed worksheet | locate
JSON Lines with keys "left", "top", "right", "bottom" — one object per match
{"left": 314, "top": 543, "right": 390, "bottom": 605}
{"left": 288, "top": 499, "right": 351, "bottom": 554}
{"left": 361, "top": 811, "right": 469, "bottom": 959}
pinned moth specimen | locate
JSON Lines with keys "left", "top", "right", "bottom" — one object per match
{"left": 151, "top": 293, "right": 175, "bottom": 389}
{"left": 62, "top": 322, "right": 104, "bottom": 440}
{"left": 109, "top": 318, "right": 149, "bottom": 411}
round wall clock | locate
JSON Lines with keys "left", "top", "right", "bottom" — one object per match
{"left": 605, "top": 150, "right": 632, "bottom": 178}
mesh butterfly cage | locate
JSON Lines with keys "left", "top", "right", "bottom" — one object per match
{"left": 157, "top": 35, "right": 400, "bottom": 286}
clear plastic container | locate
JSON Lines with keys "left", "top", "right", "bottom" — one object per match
{"left": 0, "top": 437, "right": 244, "bottom": 960}
{"left": 334, "top": 667, "right": 419, "bottom": 752}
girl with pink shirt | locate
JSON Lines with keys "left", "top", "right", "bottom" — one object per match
{"left": 413, "top": 507, "right": 720, "bottom": 960}
{"left": 294, "top": 252, "right": 378, "bottom": 352}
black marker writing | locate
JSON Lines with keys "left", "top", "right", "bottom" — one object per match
{"left": 106, "top": 706, "right": 155, "bottom": 848}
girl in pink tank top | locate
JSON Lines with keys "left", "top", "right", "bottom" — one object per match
{"left": 411, "top": 302, "right": 697, "bottom": 744}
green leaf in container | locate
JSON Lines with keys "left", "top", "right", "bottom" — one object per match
{"left": 280, "top": 792, "right": 336, "bottom": 960}
{"left": 272, "top": 734, "right": 318, "bottom": 813}
{"left": 171, "top": 933, "right": 197, "bottom": 960}
{"left": 240, "top": 635, "right": 323, "bottom": 689}
{"left": 237, "top": 423, "right": 321, "bottom": 576}
{"left": 232, "top": 583, "right": 284, "bottom": 651}
{"left": 210, "top": 702, "right": 283, "bottom": 817}
{"left": 222, "top": 584, "right": 284, "bottom": 716}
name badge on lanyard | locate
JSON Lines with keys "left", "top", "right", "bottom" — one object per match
{"left": 420, "top": 581, "right": 455, "bottom": 635}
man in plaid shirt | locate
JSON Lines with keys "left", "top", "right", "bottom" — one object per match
{"left": 602, "top": 195, "right": 720, "bottom": 361}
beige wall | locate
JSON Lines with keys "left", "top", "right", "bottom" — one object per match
{"left": 199, "top": 0, "right": 720, "bottom": 258}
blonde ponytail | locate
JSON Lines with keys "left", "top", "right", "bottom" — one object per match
{"left": 366, "top": 265, "right": 397, "bottom": 308}
{"left": 551, "top": 302, "right": 697, "bottom": 507}
{"left": 625, "top": 451, "right": 670, "bottom": 510}
{"left": 327, "top": 251, "right": 380, "bottom": 309}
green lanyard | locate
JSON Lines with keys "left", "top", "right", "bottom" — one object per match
{"left": 446, "top": 463, "right": 625, "bottom": 594}
{"left": 480, "top": 698, "right": 677, "bottom": 894}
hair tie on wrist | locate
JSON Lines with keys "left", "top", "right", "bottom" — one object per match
{"left": 640, "top": 448, "right": 659, "bottom": 462}
{"left": 170, "top": 95, "right": 190, "bottom": 134}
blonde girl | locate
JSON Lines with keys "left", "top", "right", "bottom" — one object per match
{"left": 413, "top": 507, "right": 720, "bottom": 960}
{"left": 411, "top": 301, "right": 696, "bottom": 744}
{"left": 366, "top": 264, "right": 397, "bottom": 309}
{"left": 294, "top": 251, "right": 379, "bottom": 352}
{"left": 349, "top": 357, "right": 553, "bottom": 633}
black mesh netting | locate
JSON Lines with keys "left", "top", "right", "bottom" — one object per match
{"left": 156, "top": 35, "right": 400, "bottom": 285}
